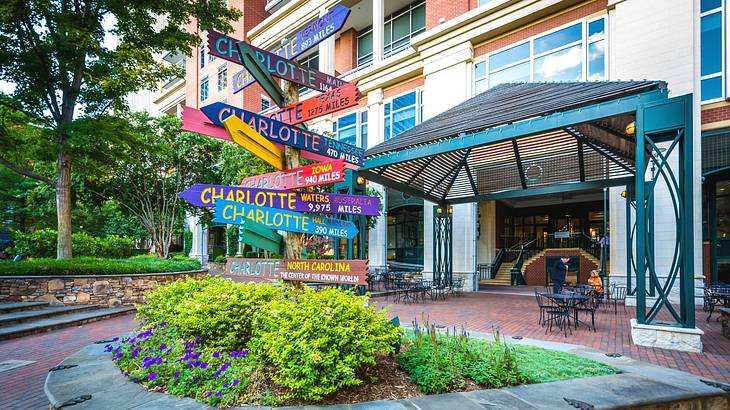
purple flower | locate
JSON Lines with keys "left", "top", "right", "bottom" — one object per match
{"left": 215, "top": 391, "right": 222, "bottom": 398}
{"left": 132, "top": 378, "right": 138, "bottom": 383}
{"left": 212, "top": 352, "right": 220, "bottom": 358}
{"left": 148, "top": 372, "right": 157, "bottom": 381}
{"left": 173, "top": 371, "right": 180, "bottom": 379}
{"left": 205, "top": 392, "right": 212, "bottom": 398}
{"left": 232, "top": 379, "right": 239, "bottom": 387}
{"left": 199, "top": 362, "right": 208, "bottom": 369}
{"left": 193, "top": 377, "right": 199, "bottom": 383}
{"left": 160, "top": 321, "right": 167, "bottom": 326}
{"left": 158, "top": 344, "right": 167, "bottom": 351}
{"left": 112, "top": 337, "right": 119, "bottom": 342}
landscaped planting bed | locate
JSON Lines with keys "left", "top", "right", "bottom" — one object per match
{"left": 107, "top": 277, "right": 617, "bottom": 407}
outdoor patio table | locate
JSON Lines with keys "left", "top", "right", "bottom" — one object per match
{"left": 541, "top": 293, "right": 589, "bottom": 334}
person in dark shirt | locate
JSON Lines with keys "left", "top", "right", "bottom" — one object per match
{"left": 552, "top": 256, "right": 570, "bottom": 294}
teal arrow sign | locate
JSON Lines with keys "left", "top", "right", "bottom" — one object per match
{"left": 213, "top": 200, "right": 357, "bottom": 239}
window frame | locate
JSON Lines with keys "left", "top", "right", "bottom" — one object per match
{"left": 200, "top": 75, "right": 209, "bottom": 101}
{"left": 260, "top": 95, "right": 272, "bottom": 113}
{"left": 216, "top": 64, "right": 227, "bottom": 92}
{"left": 332, "top": 109, "right": 369, "bottom": 148}
{"left": 383, "top": 88, "right": 423, "bottom": 141}
{"left": 355, "top": 1, "right": 426, "bottom": 69}
{"left": 199, "top": 43, "right": 206, "bottom": 69}
{"left": 700, "top": 1, "right": 726, "bottom": 103}
{"left": 473, "top": 16, "right": 608, "bottom": 94}
{"left": 297, "top": 50, "right": 320, "bottom": 95}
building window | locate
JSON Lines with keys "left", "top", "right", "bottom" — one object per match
{"left": 478, "top": 0, "right": 494, "bottom": 6}
{"left": 333, "top": 110, "right": 368, "bottom": 148}
{"left": 384, "top": 1, "right": 426, "bottom": 58}
{"left": 217, "top": 65, "right": 227, "bottom": 92}
{"left": 199, "top": 43, "right": 205, "bottom": 69}
{"left": 297, "top": 52, "right": 319, "bottom": 94}
{"left": 357, "top": 29, "right": 373, "bottom": 68}
{"left": 355, "top": 1, "right": 426, "bottom": 68}
{"left": 200, "top": 76, "right": 209, "bottom": 101}
{"left": 474, "top": 17, "right": 606, "bottom": 94}
{"left": 384, "top": 89, "right": 422, "bottom": 140}
{"left": 260, "top": 96, "right": 271, "bottom": 112}
{"left": 701, "top": 0, "right": 725, "bottom": 102}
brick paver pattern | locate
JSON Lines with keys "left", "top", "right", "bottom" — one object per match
{"left": 0, "top": 314, "right": 138, "bottom": 410}
{"left": 373, "top": 290, "right": 730, "bottom": 384}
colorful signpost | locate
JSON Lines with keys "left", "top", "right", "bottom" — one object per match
{"left": 222, "top": 115, "right": 284, "bottom": 170}
{"left": 213, "top": 200, "right": 358, "bottom": 239}
{"left": 240, "top": 159, "right": 345, "bottom": 190}
{"left": 268, "top": 83, "right": 361, "bottom": 125}
{"left": 180, "top": 184, "right": 380, "bottom": 216}
{"left": 208, "top": 5, "right": 351, "bottom": 93}
{"left": 201, "top": 102, "right": 365, "bottom": 166}
{"left": 181, "top": 106, "right": 357, "bottom": 167}
{"left": 234, "top": 41, "right": 347, "bottom": 95}
{"left": 226, "top": 258, "right": 367, "bottom": 285}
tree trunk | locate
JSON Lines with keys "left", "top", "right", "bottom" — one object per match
{"left": 56, "top": 149, "right": 73, "bottom": 259}
{"left": 281, "top": 80, "right": 302, "bottom": 260}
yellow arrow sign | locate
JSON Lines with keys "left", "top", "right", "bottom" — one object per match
{"left": 222, "top": 115, "right": 284, "bottom": 170}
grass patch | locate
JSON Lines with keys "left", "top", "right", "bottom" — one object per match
{"left": 0, "top": 255, "right": 201, "bottom": 276}
{"left": 397, "top": 323, "right": 617, "bottom": 394}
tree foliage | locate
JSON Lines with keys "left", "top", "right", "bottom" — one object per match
{"left": 0, "top": 0, "right": 241, "bottom": 258}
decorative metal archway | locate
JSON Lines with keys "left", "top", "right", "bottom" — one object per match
{"left": 362, "top": 82, "right": 696, "bottom": 328}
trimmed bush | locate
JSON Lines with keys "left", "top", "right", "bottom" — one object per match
{"left": 251, "top": 287, "right": 402, "bottom": 401}
{"left": 0, "top": 256, "right": 201, "bottom": 276}
{"left": 11, "top": 229, "right": 137, "bottom": 259}
{"left": 183, "top": 229, "right": 192, "bottom": 256}
{"left": 213, "top": 255, "right": 227, "bottom": 264}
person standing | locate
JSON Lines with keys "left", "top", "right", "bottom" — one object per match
{"left": 552, "top": 256, "right": 570, "bottom": 294}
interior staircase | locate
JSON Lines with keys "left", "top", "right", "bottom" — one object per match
{"left": 479, "top": 248, "right": 604, "bottom": 287}
{"left": 479, "top": 263, "right": 513, "bottom": 286}
{"left": 0, "top": 301, "right": 135, "bottom": 341}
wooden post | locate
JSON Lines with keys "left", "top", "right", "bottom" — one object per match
{"left": 281, "top": 79, "right": 303, "bottom": 260}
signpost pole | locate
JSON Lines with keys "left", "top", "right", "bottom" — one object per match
{"left": 281, "top": 80, "right": 303, "bottom": 260}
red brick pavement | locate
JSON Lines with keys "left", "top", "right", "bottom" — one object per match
{"left": 373, "top": 290, "right": 730, "bottom": 383}
{"left": 0, "top": 313, "right": 138, "bottom": 410}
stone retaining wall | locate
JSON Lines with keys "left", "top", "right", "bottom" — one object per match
{"left": 0, "top": 270, "right": 208, "bottom": 307}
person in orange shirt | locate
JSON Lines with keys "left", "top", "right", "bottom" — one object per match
{"left": 587, "top": 270, "right": 604, "bottom": 297}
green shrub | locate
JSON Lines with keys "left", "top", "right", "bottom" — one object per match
{"left": 244, "top": 251, "right": 260, "bottom": 258}
{"left": 11, "top": 229, "right": 136, "bottom": 258}
{"left": 137, "top": 276, "right": 227, "bottom": 324}
{"left": 214, "top": 255, "right": 227, "bottom": 264}
{"left": 183, "top": 229, "right": 192, "bottom": 256}
{"left": 251, "top": 287, "right": 402, "bottom": 401}
{"left": 138, "top": 277, "right": 280, "bottom": 350}
{"left": 0, "top": 256, "right": 201, "bottom": 276}
{"left": 12, "top": 229, "right": 56, "bottom": 258}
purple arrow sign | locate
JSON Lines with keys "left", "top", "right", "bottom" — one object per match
{"left": 201, "top": 101, "right": 365, "bottom": 166}
{"left": 179, "top": 184, "right": 380, "bottom": 216}
{"left": 208, "top": 5, "right": 351, "bottom": 93}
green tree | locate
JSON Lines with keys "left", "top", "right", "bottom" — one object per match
{"left": 102, "top": 113, "right": 232, "bottom": 258}
{"left": 0, "top": 0, "right": 240, "bottom": 258}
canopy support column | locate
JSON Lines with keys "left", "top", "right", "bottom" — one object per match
{"left": 433, "top": 205, "right": 453, "bottom": 285}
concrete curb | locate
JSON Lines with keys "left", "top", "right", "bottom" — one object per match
{"left": 44, "top": 331, "right": 730, "bottom": 409}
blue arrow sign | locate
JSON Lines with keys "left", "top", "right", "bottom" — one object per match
{"left": 201, "top": 101, "right": 365, "bottom": 166}
{"left": 213, "top": 200, "right": 358, "bottom": 239}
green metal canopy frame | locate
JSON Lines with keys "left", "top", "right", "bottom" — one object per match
{"left": 361, "top": 81, "right": 696, "bottom": 329}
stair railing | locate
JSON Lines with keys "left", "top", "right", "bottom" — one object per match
{"left": 480, "top": 248, "right": 505, "bottom": 280}
{"left": 510, "top": 238, "right": 536, "bottom": 286}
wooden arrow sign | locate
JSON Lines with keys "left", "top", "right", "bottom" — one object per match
{"left": 222, "top": 115, "right": 284, "bottom": 170}
{"left": 268, "top": 83, "right": 361, "bottom": 125}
